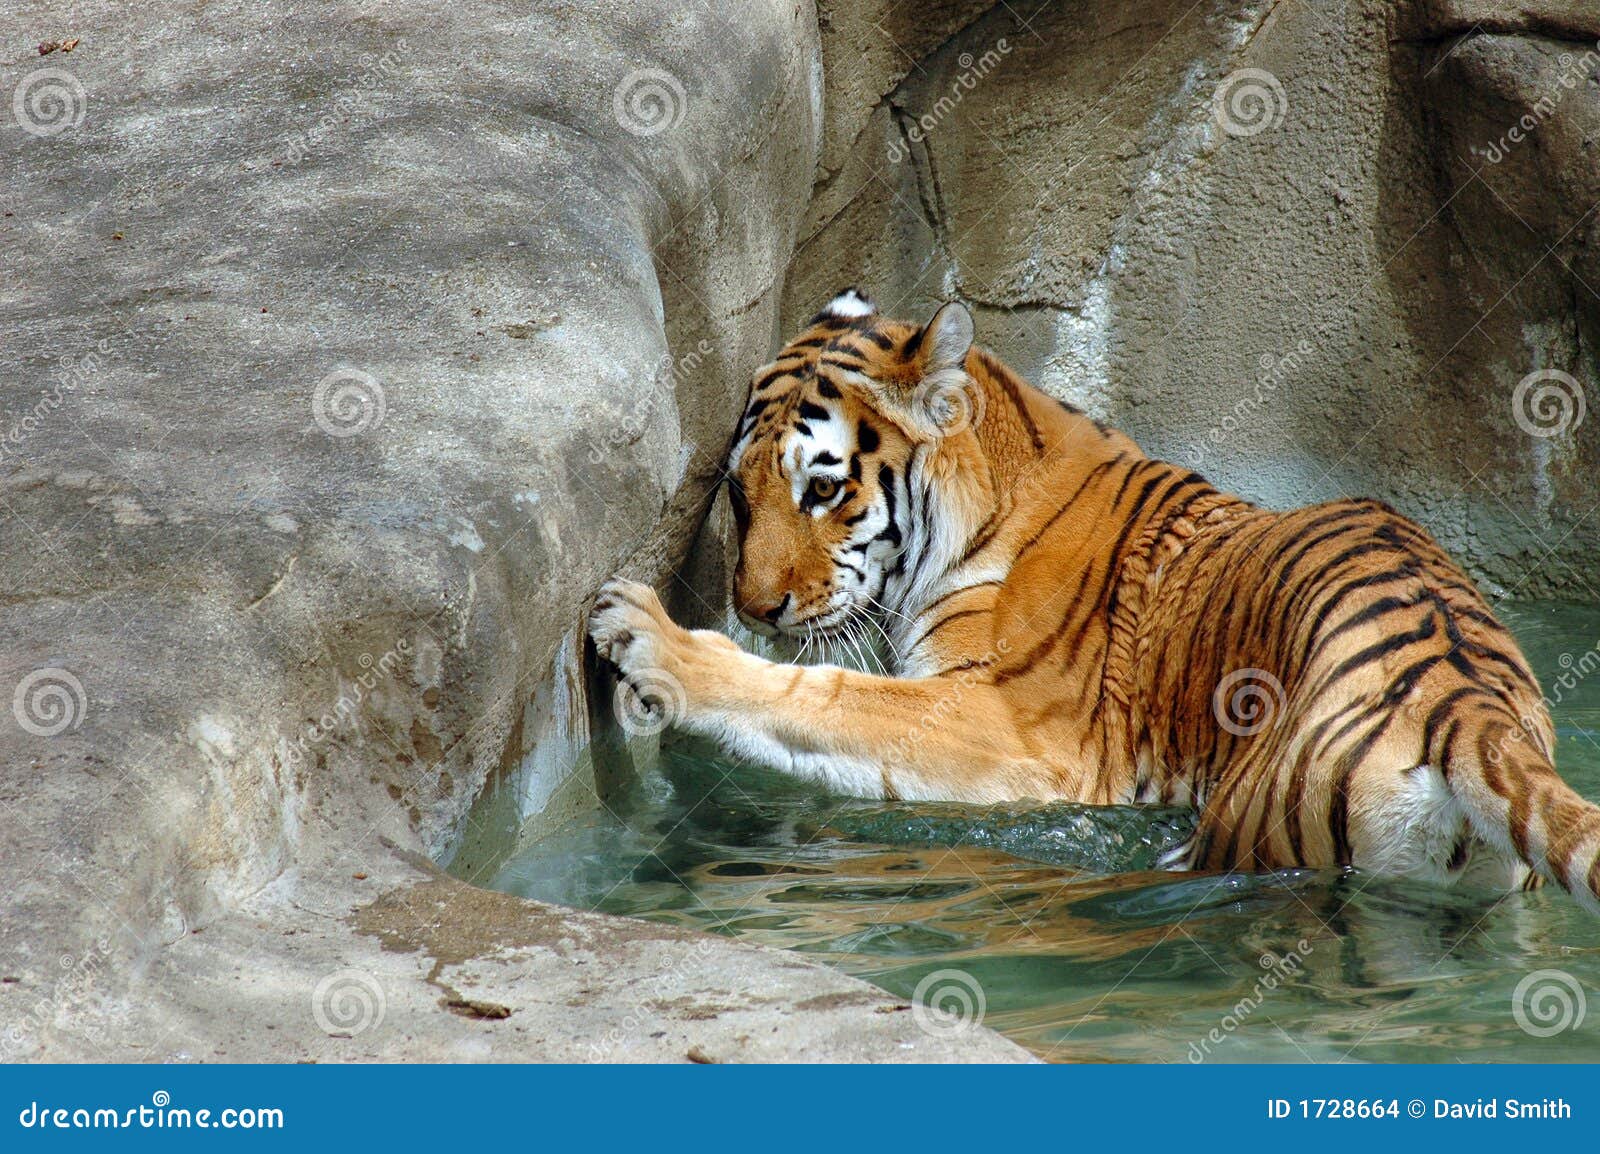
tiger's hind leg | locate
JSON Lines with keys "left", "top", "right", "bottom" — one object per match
{"left": 1347, "top": 762, "right": 1531, "bottom": 891}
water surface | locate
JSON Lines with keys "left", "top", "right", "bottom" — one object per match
{"left": 489, "top": 601, "right": 1600, "bottom": 1062}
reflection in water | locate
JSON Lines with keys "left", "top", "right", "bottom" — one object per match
{"left": 490, "top": 601, "right": 1600, "bottom": 1062}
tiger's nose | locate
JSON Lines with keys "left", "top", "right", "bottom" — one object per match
{"left": 739, "top": 591, "right": 791, "bottom": 625}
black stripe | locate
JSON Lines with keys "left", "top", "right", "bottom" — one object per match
{"left": 987, "top": 354, "right": 1044, "bottom": 454}
{"left": 798, "top": 400, "right": 830, "bottom": 422}
{"left": 1424, "top": 687, "right": 1483, "bottom": 763}
{"left": 875, "top": 464, "right": 902, "bottom": 548}
{"left": 856, "top": 420, "right": 879, "bottom": 454}
{"left": 1306, "top": 592, "right": 1428, "bottom": 667}
{"left": 901, "top": 324, "right": 927, "bottom": 359}
{"left": 1006, "top": 456, "right": 1124, "bottom": 562}
{"left": 1312, "top": 614, "right": 1439, "bottom": 698}
{"left": 919, "top": 580, "right": 1001, "bottom": 619}
{"left": 1329, "top": 714, "right": 1396, "bottom": 865}
{"left": 754, "top": 364, "right": 797, "bottom": 391}
{"left": 906, "top": 608, "right": 987, "bottom": 654}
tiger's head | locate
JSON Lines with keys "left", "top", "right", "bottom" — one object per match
{"left": 725, "top": 288, "right": 989, "bottom": 639}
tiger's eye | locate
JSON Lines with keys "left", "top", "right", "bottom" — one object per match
{"left": 808, "top": 477, "right": 838, "bottom": 503}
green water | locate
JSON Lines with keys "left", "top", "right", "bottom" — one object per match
{"left": 489, "top": 601, "right": 1600, "bottom": 1062}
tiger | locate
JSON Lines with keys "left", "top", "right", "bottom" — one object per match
{"left": 589, "top": 287, "right": 1600, "bottom": 911}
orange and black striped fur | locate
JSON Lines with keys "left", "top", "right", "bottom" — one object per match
{"left": 590, "top": 289, "right": 1600, "bottom": 910}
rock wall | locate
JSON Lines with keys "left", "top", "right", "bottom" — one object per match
{"left": 0, "top": 0, "right": 1028, "bottom": 1061}
{"left": 786, "top": 0, "right": 1600, "bottom": 599}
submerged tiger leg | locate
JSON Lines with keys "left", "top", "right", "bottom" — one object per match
{"left": 589, "top": 578, "right": 1054, "bottom": 802}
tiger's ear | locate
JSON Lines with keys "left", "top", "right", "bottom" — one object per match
{"left": 810, "top": 286, "right": 876, "bottom": 325}
{"left": 915, "top": 301, "right": 974, "bottom": 374}
{"left": 880, "top": 301, "right": 980, "bottom": 441}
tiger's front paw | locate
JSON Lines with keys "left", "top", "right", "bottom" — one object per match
{"left": 589, "top": 579, "right": 694, "bottom": 728}
{"left": 589, "top": 578, "right": 687, "bottom": 672}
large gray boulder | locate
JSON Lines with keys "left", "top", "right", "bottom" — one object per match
{"left": 0, "top": 0, "right": 1030, "bottom": 1061}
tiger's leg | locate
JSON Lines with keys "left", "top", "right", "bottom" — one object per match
{"left": 1189, "top": 709, "right": 1533, "bottom": 887}
{"left": 1346, "top": 756, "right": 1534, "bottom": 891}
{"left": 589, "top": 579, "right": 1055, "bottom": 802}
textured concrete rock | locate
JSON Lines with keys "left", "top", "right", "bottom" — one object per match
{"left": 788, "top": 0, "right": 1600, "bottom": 598}
{"left": 0, "top": 1, "right": 1029, "bottom": 1061}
